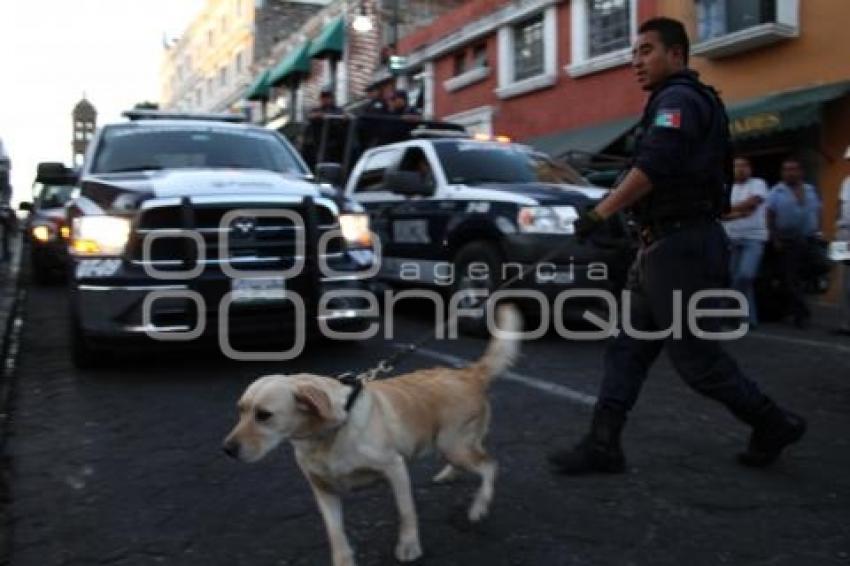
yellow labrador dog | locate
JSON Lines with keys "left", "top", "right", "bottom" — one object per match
{"left": 223, "top": 305, "right": 521, "bottom": 566}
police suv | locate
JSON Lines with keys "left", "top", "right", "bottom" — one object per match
{"left": 343, "top": 135, "right": 635, "bottom": 335}
{"left": 63, "top": 110, "right": 375, "bottom": 367}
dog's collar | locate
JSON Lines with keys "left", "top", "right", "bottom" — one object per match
{"left": 338, "top": 375, "right": 364, "bottom": 412}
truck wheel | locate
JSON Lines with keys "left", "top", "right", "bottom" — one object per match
{"left": 452, "top": 241, "right": 503, "bottom": 337}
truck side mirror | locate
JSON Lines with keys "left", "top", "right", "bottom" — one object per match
{"left": 315, "top": 162, "right": 343, "bottom": 188}
{"left": 384, "top": 169, "right": 431, "bottom": 197}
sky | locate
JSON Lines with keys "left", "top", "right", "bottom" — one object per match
{"left": 0, "top": 0, "right": 205, "bottom": 205}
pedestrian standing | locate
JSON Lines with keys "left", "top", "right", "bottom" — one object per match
{"left": 361, "top": 84, "right": 388, "bottom": 115}
{"left": 834, "top": 146, "right": 850, "bottom": 335}
{"left": 547, "top": 18, "right": 806, "bottom": 474}
{"left": 722, "top": 156, "right": 769, "bottom": 326}
{"left": 766, "top": 157, "right": 822, "bottom": 328}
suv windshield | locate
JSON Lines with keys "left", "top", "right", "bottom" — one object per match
{"left": 434, "top": 141, "right": 589, "bottom": 186}
{"left": 36, "top": 184, "right": 75, "bottom": 209}
{"left": 92, "top": 124, "right": 307, "bottom": 175}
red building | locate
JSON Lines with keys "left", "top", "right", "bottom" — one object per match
{"left": 395, "top": 0, "right": 659, "bottom": 171}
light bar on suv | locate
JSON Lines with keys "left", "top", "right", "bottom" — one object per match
{"left": 122, "top": 110, "right": 246, "bottom": 123}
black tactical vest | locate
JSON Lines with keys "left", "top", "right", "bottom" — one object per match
{"left": 632, "top": 73, "right": 732, "bottom": 225}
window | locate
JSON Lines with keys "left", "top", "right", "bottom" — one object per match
{"left": 207, "top": 78, "right": 213, "bottom": 96}
{"left": 196, "top": 89, "right": 202, "bottom": 107}
{"left": 472, "top": 43, "right": 488, "bottom": 69}
{"left": 236, "top": 0, "right": 242, "bottom": 16}
{"left": 220, "top": 67, "right": 228, "bottom": 87}
{"left": 567, "top": 0, "right": 636, "bottom": 78}
{"left": 221, "top": 16, "right": 227, "bottom": 33}
{"left": 587, "top": 0, "right": 631, "bottom": 58}
{"left": 692, "top": 0, "right": 799, "bottom": 58}
{"left": 453, "top": 51, "right": 467, "bottom": 77}
{"left": 354, "top": 149, "right": 401, "bottom": 193}
{"left": 697, "top": 0, "right": 776, "bottom": 41}
{"left": 235, "top": 51, "right": 243, "bottom": 74}
{"left": 513, "top": 15, "right": 544, "bottom": 82}
{"left": 208, "top": 30, "right": 214, "bottom": 46}
{"left": 496, "top": 6, "right": 557, "bottom": 99}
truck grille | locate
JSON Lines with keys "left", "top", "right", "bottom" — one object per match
{"left": 128, "top": 197, "right": 344, "bottom": 271}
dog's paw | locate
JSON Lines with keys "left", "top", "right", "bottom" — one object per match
{"left": 468, "top": 498, "right": 490, "bottom": 523}
{"left": 432, "top": 464, "right": 459, "bottom": 484}
{"left": 395, "top": 538, "right": 423, "bottom": 562}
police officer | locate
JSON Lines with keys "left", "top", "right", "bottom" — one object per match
{"left": 361, "top": 83, "right": 388, "bottom": 115}
{"left": 308, "top": 86, "right": 343, "bottom": 119}
{"left": 388, "top": 89, "right": 420, "bottom": 117}
{"left": 548, "top": 18, "right": 806, "bottom": 474}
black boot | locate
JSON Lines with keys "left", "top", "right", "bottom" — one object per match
{"left": 548, "top": 406, "right": 626, "bottom": 475}
{"left": 737, "top": 402, "right": 806, "bottom": 468}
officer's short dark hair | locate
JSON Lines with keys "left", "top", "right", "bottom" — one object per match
{"left": 639, "top": 17, "right": 690, "bottom": 66}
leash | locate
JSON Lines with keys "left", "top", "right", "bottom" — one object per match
{"left": 335, "top": 230, "right": 620, "bottom": 392}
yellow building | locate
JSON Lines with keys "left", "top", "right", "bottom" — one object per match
{"left": 160, "top": 0, "right": 327, "bottom": 113}
{"left": 662, "top": 0, "right": 850, "bottom": 240}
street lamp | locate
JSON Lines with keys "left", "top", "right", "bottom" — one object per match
{"left": 352, "top": 1, "right": 373, "bottom": 33}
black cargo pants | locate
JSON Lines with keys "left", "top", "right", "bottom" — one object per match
{"left": 598, "top": 220, "right": 769, "bottom": 419}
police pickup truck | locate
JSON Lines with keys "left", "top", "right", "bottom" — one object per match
{"left": 342, "top": 135, "right": 635, "bottom": 335}
{"left": 62, "top": 110, "right": 375, "bottom": 367}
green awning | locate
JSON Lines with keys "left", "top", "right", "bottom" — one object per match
{"left": 308, "top": 17, "right": 345, "bottom": 59}
{"left": 244, "top": 70, "right": 271, "bottom": 101}
{"left": 727, "top": 81, "right": 850, "bottom": 140}
{"left": 269, "top": 41, "right": 312, "bottom": 86}
{"left": 525, "top": 116, "right": 638, "bottom": 159}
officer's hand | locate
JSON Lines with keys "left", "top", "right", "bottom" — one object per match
{"left": 574, "top": 208, "right": 604, "bottom": 242}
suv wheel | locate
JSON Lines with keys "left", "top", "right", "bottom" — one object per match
{"left": 451, "top": 241, "right": 503, "bottom": 337}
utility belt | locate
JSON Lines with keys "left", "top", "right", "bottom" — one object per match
{"left": 639, "top": 214, "right": 717, "bottom": 245}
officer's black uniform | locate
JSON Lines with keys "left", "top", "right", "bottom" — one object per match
{"left": 550, "top": 69, "right": 806, "bottom": 473}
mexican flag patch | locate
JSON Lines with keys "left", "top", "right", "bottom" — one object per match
{"left": 654, "top": 108, "right": 681, "bottom": 129}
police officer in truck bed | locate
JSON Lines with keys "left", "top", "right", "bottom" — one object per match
{"left": 548, "top": 17, "right": 806, "bottom": 474}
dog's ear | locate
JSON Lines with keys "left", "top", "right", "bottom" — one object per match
{"left": 293, "top": 384, "right": 336, "bottom": 421}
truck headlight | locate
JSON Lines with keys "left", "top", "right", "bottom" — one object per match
{"left": 518, "top": 206, "right": 578, "bottom": 235}
{"left": 71, "top": 216, "right": 131, "bottom": 256}
{"left": 339, "top": 213, "right": 373, "bottom": 248}
{"left": 32, "top": 224, "right": 53, "bottom": 243}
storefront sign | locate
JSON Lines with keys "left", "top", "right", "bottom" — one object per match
{"left": 730, "top": 112, "right": 781, "bottom": 137}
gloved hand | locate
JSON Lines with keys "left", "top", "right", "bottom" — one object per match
{"left": 574, "top": 208, "right": 604, "bottom": 242}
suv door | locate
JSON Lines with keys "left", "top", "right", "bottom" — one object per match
{"left": 379, "top": 145, "right": 456, "bottom": 285}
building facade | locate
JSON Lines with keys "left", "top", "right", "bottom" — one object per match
{"left": 160, "top": 0, "right": 328, "bottom": 113}
{"left": 395, "top": 0, "right": 850, "bottom": 239}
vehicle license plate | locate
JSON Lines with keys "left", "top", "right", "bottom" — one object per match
{"left": 231, "top": 276, "right": 287, "bottom": 303}
{"left": 828, "top": 241, "right": 850, "bottom": 262}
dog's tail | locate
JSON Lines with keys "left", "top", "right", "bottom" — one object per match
{"left": 470, "top": 304, "right": 523, "bottom": 387}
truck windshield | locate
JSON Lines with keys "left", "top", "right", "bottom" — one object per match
{"left": 36, "top": 184, "right": 75, "bottom": 208}
{"left": 434, "top": 141, "right": 589, "bottom": 186}
{"left": 91, "top": 125, "right": 307, "bottom": 175}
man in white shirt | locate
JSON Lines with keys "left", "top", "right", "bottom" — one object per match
{"left": 836, "top": 146, "right": 850, "bottom": 335}
{"left": 722, "top": 156, "right": 769, "bottom": 326}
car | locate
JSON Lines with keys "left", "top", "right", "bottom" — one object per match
{"left": 343, "top": 135, "right": 636, "bottom": 335}
{"left": 59, "top": 110, "right": 377, "bottom": 367}
{"left": 20, "top": 163, "right": 76, "bottom": 283}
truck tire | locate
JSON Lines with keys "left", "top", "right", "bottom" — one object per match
{"left": 451, "top": 241, "right": 503, "bottom": 337}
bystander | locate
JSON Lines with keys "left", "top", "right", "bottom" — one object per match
{"left": 766, "top": 157, "right": 822, "bottom": 328}
{"left": 722, "top": 156, "right": 769, "bottom": 326}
